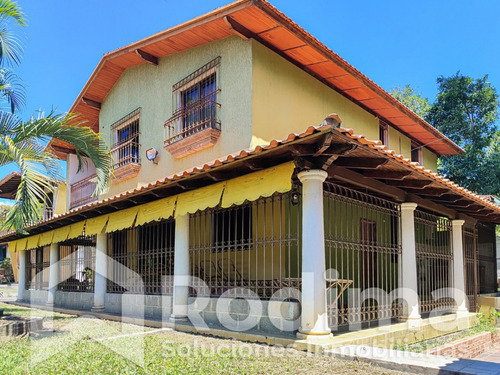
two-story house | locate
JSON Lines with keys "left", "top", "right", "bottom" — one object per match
{"left": 3, "top": 0, "right": 499, "bottom": 343}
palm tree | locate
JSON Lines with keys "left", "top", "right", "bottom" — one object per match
{"left": 0, "top": 0, "right": 113, "bottom": 232}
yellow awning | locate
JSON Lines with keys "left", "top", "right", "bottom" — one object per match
{"left": 106, "top": 207, "right": 139, "bottom": 233}
{"left": 221, "top": 161, "right": 295, "bottom": 208}
{"left": 67, "top": 221, "right": 85, "bottom": 240}
{"left": 16, "top": 237, "right": 27, "bottom": 252}
{"left": 8, "top": 240, "right": 17, "bottom": 253}
{"left": 39, "top": 230, "right": 54, "bottom": 247}
{"left": 175, "top": 181, "right": 225, "bottom": 217}
{"left": 85, "top": 215, "right": 109, "bottom": 235}
{"left": 26, "top": 234, "right": 40, "bottom": 250}
{"left": 52, "top": 226, "right": 70, "bottom": 243}
{"left": 135, "top": 195, "right": 177, "bottom": 227}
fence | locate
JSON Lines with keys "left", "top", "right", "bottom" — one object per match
{"left": 415, "top": 209, "right": 454, "bottom": 314}
{"left": 464, "top": 226, "right": 478, "bottom": 311}
{"left": 58, "top": 236, "right": 96, "bottom": 292}
{"left": 107, "top": 219, "right": 175, "bottom": 295}
{"left": 189, "top": 190, "right": 302, "bottom": 300}
{"left": 323, "top": 182, "right": 402, "bottom": 328}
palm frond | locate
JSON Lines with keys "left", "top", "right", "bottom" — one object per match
{"left": 0, "top": 67, "right": 24, "bottom": 112}
{"left": 0, "top": 0, "right": 26, "bottom": 26}
{"left": 0, "top": 26, "right": 22, "bottom": 67}
{"left": 12, "top": 112, "right": 114, "bottom": 195}
{"left": 1, "top": 135, "right": 50, "bottom": 232}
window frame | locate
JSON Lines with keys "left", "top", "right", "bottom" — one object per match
{"left": 411, "top": 140, "right": 423, "bottom": 165}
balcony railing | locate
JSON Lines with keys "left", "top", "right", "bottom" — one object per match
{"left": 70, "top": 174, "right": 97, "bottom": 210}
{"left": 164, "top": 96, "right": 221, "bottom": 146}
{"left": 111, "top": 139, "right": 140, "bottom": 169}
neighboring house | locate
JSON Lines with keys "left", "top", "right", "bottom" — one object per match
{"left": 1, "top": 0, "right": 499, "bottom": 340}
{"left": 0, "top": 172, "right": 66, "bottom": 282}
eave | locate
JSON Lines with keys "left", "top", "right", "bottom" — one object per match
{"left": 49, "top": 0, "right": 461, "bottom": 158}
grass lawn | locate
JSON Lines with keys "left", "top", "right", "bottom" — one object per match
{"left": 0, "top": 302, "right": 406, "bottom": 375}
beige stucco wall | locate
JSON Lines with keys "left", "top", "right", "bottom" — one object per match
{"left": 251, "top": 40, "right": 379, "bottom": 147}
{"left": 423, "top": 148, "right": 438, "bottom": 172}
{"left": 68, "top": 36, "right": 440, "bottom": 205}
{"left": 99, "top": 36, "right": 253, "bottom": 199}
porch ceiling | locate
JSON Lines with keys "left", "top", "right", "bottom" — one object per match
{"left": 48, "top": 0, "right": 461, "bottom": 157}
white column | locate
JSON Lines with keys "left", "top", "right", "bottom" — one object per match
{"left": 17, "top": 250, "right": 26, "bottom": 301}
{"left": 47, "top": 243, "right": 59, "bottom": 306}
{"left": 400, "top": 203, "right": 421, "bottom": 322}
{"left": 92, "top": 233, "right": 107, "bottom": 311}
{"left": 170, "top": 214, "right": 190, "bottom": 322}
{"left": 452, "top": 220, "right": 468, "bottom": 314}
{"left": 297, "top": 169, "right": 331, "bottom": 339}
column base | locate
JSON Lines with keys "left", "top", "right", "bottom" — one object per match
{"left": 91, "top": 306, "right": 105, "bottom": 312}
{"left": 169, "top": 314, "right": 188, "bottom": 323}
{"left": 46, "top": 302, "right": 55, "bottom": 308}
{"left": 296, "top": 330, "right": 333, "bottom": 342}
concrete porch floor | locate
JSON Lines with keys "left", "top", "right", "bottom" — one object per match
{"left": 5, "top": 300, "right": 478, "bottom": 354}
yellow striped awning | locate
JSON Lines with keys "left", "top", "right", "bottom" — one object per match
{"left": 106, "top": 207, "right": 139, "bottom": 233}
{"left": 8, "top": 240, "right": 17, "bottom": 253}
{"left": 39, "top": 230, "right": 54, "bottom": 247}
{"left": 135, "top": 195, "right": 177, "bottom": 227}
{"left": 221, "top": 161, "right": 295, "bottom": 208}
{"left": 16, "top": 237, "right": 28, "bottom": 251}
{"left": 67, "top": 221, "right": 85, "bottom": 240}
{"left": 52, "top": 226, "right": 70, "bottom": 243}
{"left": 175, "top": 181, "right": 225, "bottom": 218}
{"left": 85, "top": 215, "right": 109, "bottom": 235}
{"left": 26, "top": 234, "right": 40, "bottom": 250}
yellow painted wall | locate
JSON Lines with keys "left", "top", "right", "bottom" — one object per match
{"left": 99, "top": 36, "right": 253, "bottom": 199}
{"left": 423, "top": 148, "right": 438, "bottom": 172}
{"left": 54, "top": 183, "right": 67, "bottom": 215}
{"left": 251, "top": 40, "right": 379, "bottom": 147}
{"left": 387, "top": 126, "right": 438, "bottom": 172}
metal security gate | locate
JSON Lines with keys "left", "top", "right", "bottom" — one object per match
{"left": 324, "top": 182, "right": 402, "bottom": 328}
{"left": 26, "top": 246, "right": 50, "bottom": 290}
{"left": 58, "top": 236, "right": 96, "bottom": 292}
{"left": 415, "top": 210, "right": 454, "bottom": 314}
{"left": 189, "top": 191, "right": 301, "bottom": 299}
{"left": 107, "top": 219, "right": 175, "bottom": 295}
{"left": 464, "top": 226, "right": 478, "bottom": 312}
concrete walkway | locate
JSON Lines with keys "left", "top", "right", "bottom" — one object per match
{"left": 475, "top": 345, "right": 500, "bottom": 364}
{"left": 326, "top": 345, "right": 500, "bottom": 374}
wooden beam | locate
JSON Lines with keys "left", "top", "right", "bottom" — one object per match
{"left": 405, "top": 187, "right": 449, "bottom": 196}
{"left": 406, "top": 193, "right": 458, "bottom": 219}
{"left": 82, "top": 97, "right": 101, "bottom": 110}
{"left": 328, "top": 165, "right": 406, "bottom": 202}
{"left": 334, "top": 157, "right": 389, "bottom": 169}
{"left": 223, "top": 16, "right": 250, "bottom": 40}
{"left": 362, "top": 170, "right": 412, "bottom": 180}
{"left": 136, "top": 49, "right": 159, "bottom": 65}
{"left": 50, "top": 145, "right": 76, "bottom": 155}
{"left": 386, "top": 179, "right": 432, "bottom": 189}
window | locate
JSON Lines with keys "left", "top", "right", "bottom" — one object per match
{"left": 411, "top": 140, "right": 423, "bottom": 164}
{"left": 211, "top": 205, "right": 252, "bottom": 252}
{"left": 164, "top": 57, "right": 221, "bottom": 157}
{"left": 111, "top": 108, "right": 141, "bottom": 169}
{"left": 379, "top": 120, "right": 388, "bottom": 146}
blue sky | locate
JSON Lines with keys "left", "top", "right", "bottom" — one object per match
{"left": 1, "top": 0, "right": 499, "bottom": 202}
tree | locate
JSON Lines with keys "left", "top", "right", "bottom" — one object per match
{"left": 0, "top": 1, "right": 113, "bottom": 232}
{"left": 426, "top": 73, "right": 500, "bottom": 195}
{"left": 390, "top": 84, "right": 431, "bottom": 118}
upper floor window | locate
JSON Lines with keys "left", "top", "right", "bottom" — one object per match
{"left": 411, "top": 140, "right": 423, "bottom": 164}
{"left": 379, "top": 120, "right": 388, "bottom": 146}
{"left": 110, "top": 108, "right": 141, "bottom": 182}
{"left": 164, "top": 57, "right": 221, "bottom": 158}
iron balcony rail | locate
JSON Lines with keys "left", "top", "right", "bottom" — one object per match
{"left": 70, "top": 174, "right": 97, "bottom": 210}
{"left": 111, "top": 139, "right": 140, "bottom": 169}
{"left": 164, "top": 95, "right": 221, "bottom": 145}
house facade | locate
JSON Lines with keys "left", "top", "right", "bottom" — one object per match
{"left": 3, "top": 0, "right": 499, "bottom": 340}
